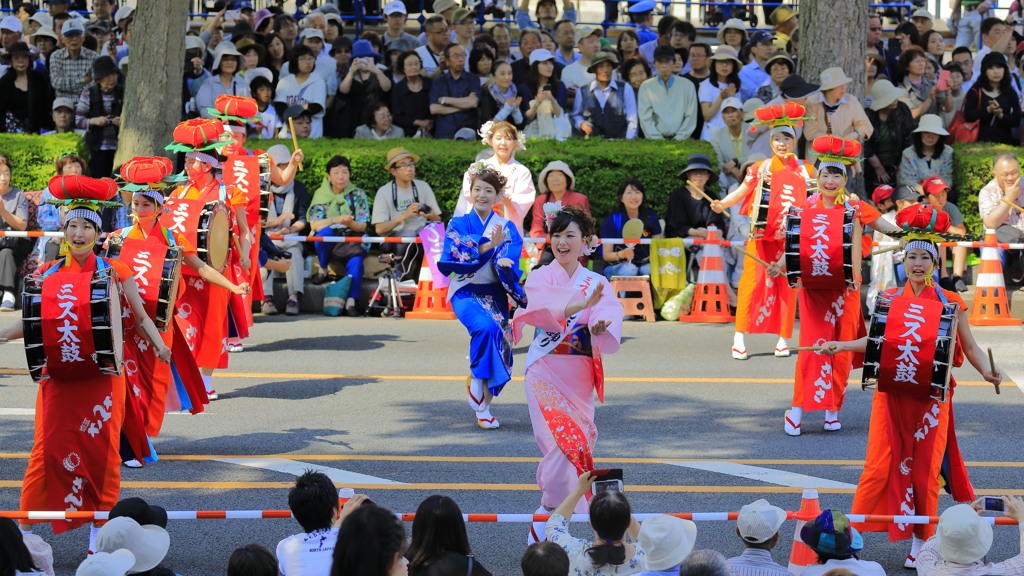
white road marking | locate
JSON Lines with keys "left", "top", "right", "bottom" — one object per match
{"left": 0, "top": 408, "right": 33, "bottom": 415}
{"left": 661, "top": 461, "right": 858, "bottom": 489}
{"left": 214, "top": 457, "right": 407, "bottom": 485}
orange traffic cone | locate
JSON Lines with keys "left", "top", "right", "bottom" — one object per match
{"left": 969, "top": 228, "right": 1022, "bottom": 326}
{"left": 679, "top": 225, "right": 734, "bottom": 323}
{"left": 787, "top": 489, "right": 822, "bottom": 576}
{"left": 405, "top": 264, "right": 457, "bottom": 320}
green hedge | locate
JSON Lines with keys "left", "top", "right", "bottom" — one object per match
{"left": 0, "top": 133, "right": 87, "bottom": 192}
{"left": 251, "top": 137, "right": 717, "bottom": 230}
{"left": 952, "top": 143, "right": 1024, "bottom": 237}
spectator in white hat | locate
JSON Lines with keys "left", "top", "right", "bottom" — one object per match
{"left": 49, "top": 18, "right": 98, "bottom": 100}
{"left": 197, "top": 43, "right": 250, "bottom": 119}
{"left": 381, "top": 1, "right": 418, "bottom": 52}
{"left": 912, "top": 9, "right": 934, "bottom": 36}
{"left": 727, "top": 499, "right": 791, "bottom": 576}
{"left": 803, "top": 66, "right": 873, "bottom": 164}
{"left": 31, "top": 25, "right": 57, "bottom": 63}
{"left": 76, "top": 550, "right": 136, "bottom": 576}
{"left": 27, "top": 12, "right": 52, "bottom": 37}
{"left": 95, "top": 517, "right": 171, "bottom": 576}
{"left": 560, "top": 24, "right": 602, "bottom": 97}
{"left": 113, "top": 5, "right": 135, "bottom": 33}
{"left": 638, "top": 514, "right": 697, "bottom": 576}
{"left": 709, "top": 96, "right": 750, "bottom": 189}
{"left": 917, "top": 497, "right": 1024, "bottom": 576}
{"left": 279, "top": 28, "right": 339, "bottom": 97}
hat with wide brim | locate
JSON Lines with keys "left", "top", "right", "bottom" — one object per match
{"left": 2, "top": 41, "right": 32, "bottom": 59}
{"left": 95, "top": 517, "right": 170, "bottom": 574}
{"left": 765, "top": 50, "right": 794, "bottom": 73}
{"left": 212, "top": 43, "right": 243, "bottom": 73}
{"left": 935, "top": 504, "right": 994, "bottom": 564}
{"left": 538, "top": 160, "right": 576, "bottom": 194}
{"left": 818, "top": 66, "right": 853, "bottom": 91}
{"left": 76, "top": 549, "right": 136, "bottom": 576}
{"left": 351, "top": 39, "right": 380, "bottom": 60}
{"left": 639, "top": 515, "right": 698, "bottom": 572}
{"left": 770, "top": 6, "right": 797, "bottom": 29}
{"left": 869, "top": 79, "right": 907, "bottom": 111}
{"left": 385, "top": 147, "right": 420, "bottom": 170}
{"left": 229, "top": 20, "right": 264, "bottom": 43}
{"left": 716, "top": 18, "right": 748, "bottom": 43}
{"left": 677, "top": 153, "right": 719, "bottom": 186}
{"left": 234, "top": 37, "right": 266, "bottom": 62}
{"left": 709, "top": 46, "right": 742, "bottom": 68}
{"left": 743, "top": 98, "right": 765, "bottom": 122}
{"left": 586, "top": 51, "right": 615, "bottom": 73}
{"left": 914, "top": 113, "right": 949, "bottom": 136}
{"left": 800, "top": 510, "right": 863, "bottom": 556}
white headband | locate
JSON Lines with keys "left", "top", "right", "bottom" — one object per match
{"left": 905, "top": 239, "right": 938, "bottom": 260}
{"left": 185, "top": 151, "right": 221, "bottom": 169}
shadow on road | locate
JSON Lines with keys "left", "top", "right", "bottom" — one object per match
{"left": 242, "top": 335, "right": 402, "bottom": 352}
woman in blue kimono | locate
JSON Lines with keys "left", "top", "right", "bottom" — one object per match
{"left": 438, "top": 163, "right": 527, "bottom": 430}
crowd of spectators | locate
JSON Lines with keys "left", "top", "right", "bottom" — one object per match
{"left": 3, "top": 475, "right": 1023, "bottom": 576}
{"left": 2, "top": 0, "right": 1024, "bottom": 311}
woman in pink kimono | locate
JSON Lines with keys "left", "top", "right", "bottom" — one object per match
{"left": 513, "top": 204, "right": 624, "bottom": 545}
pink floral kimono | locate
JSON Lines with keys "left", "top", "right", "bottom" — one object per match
{"left": 513, "top": 262, "right": 622, "bottom": 513}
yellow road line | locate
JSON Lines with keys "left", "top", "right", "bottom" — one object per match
{"left": 0, "top": 454, "right": 1021, "bottom": 466}
{"left": 0, "top": 480, "right": 1020, "bottom": 494}
{"left": 0, "top": 369, "right": 1006, "bottom": 386}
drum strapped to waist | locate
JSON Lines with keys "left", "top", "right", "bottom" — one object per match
{"left": 196, "top": 201, "right": 231, "bottom": 273}
{"left": 747, "top": 172, "right": 772, "bottom": 240}
{"left": 862, "top": 291, "right": 958, "bottom": 402}
{"left": 783, "top": 206, "right": 862, "bottom": 291}
{"left": 21, "top": 267, "right": 124, "bottom": 383}
{"left": 258, "top": 153, "right": 271, "bottom": 227}
{"left": 103, "top": 233, "right": 185, "bottom": 333}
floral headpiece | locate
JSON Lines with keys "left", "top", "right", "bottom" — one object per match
{"left": 542, "top": 200, "right": 600, "bottom": 255}
{"left": 467, "top": 161, "right": 508, "bottom": 197}
{"left": 478, "top": 120, "right": 527, "bottom": 151}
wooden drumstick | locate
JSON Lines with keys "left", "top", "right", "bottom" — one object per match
{"left": 232, "top": 235, "right": 250, "bottom": 275}
{"left": 871, "top": 245, "right": 900, "bottom": 256}
{"left": 287, "top": 117, "right": 303, "bottom": 172}
{"left": 1000, "top": 198, "right": 1024, "bottom": 213}
{"left": 687, "top": 180, "right": 730, "bottom": 218}
{"left": 988, "top": 348, "right": 1001, "bottom": 394}
{"left": 731, "top": 245, "right": 770, "bottom": 267}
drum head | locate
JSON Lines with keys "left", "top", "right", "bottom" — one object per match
{"left": 111, "top": 282, "right": 124, "bottom": 368}
{"left": 209, "top": 210, "right": 230, "bottom": 271}
{"left": 851, "top": 214, "right": 863, "bottom": 288}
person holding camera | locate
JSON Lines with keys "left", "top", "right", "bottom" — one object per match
{"left": 916, "top": 496, "right": 1024, "bottom": 576}
{"left": 372, "top": 148, "right": 442, "bottom": 283}
{"left": 260, "top": 145, "right": 310, "bottom": 317}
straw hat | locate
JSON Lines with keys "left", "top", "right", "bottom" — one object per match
{"left": 869, "top": 79, "right": 907, "bottom": 111}
{"left": 709, "top": 46, "right": 742, "bottom": 67}
{"left": 235, "top": 37, "right": 266, "bottom": 61}
{"left": 914, "top": 114, "right": 949, "bottom": 136}
{"left": 716, "top": 18, "right": 747, "bottom": 44}
{"left": 818, "top": 66, "right": 853, "bottom": 91}
{"left": 385, "top": 147, "right": 420, "bottom": 170}
{"left": 935, "top": 504, "right": 994, "bottom": 564}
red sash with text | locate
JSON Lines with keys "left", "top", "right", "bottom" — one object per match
{"left": 765, "top": 163, "right": 807, "bottom": 242}
{"left": 799, "top": 209, "right": 846, "bottom": 290}
{"left": 879, "top": 296, "right": 941, "bottom": 397}
{"left": 223, "top": 153, "right": 264, "bottom": 305}
{"left": 41, "top": 268, "right": 102, "bottom": 380}
{"left": 159, "top": 198, "right": 205, "bottom": 277}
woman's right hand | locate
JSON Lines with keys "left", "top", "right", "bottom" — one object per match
{"left": 618, "top": 246, "right": 635, "bottom": 261}
{"left": 538, "top": 88, "right": 551, "bottom": 102}
{"left": 580, "top": 282, "right": 604, "bottom": 310}
{"left": 710, "top": 200, "right": 725, "bottom": 214}
{"left": 233, "top": 282, "right": 251, "bottom": 296}
{"left": 487, "top": 226, "right": 507, "bottom": 248}
{"left": 818, "top": 341, "right": 844, "bottom": 356}
{"left": 874, "top": 166, "right": 890, "bottom": 183}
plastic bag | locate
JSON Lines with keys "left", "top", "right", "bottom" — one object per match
{"left": 661, "top": 283, "right": 696, "bottom": 321}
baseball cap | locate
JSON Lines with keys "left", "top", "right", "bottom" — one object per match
{"left": 452, "top": 7, "right": 473, "bottom": 24}
{"left": 653, "top": 44, "right": 675, "bottom": 61}
{"left": 576, "top": 24, "right": 602, "bottom": 43}
{"left": 871, "top": 184, "right": 895, "bottom": 205}
{"left": 0, "top": 15, "right": 22, "bottom": 32}
{"left": 52, "top": 97, "right": 76, "bottom": 112}
{"left": 922, "top": 177, "right": 951, "bottom": 196}
{"left": 61, "top": 19, "right": 84, "bottom": 36}
{"left": 299, "top": 27, "right": 325, "bottom": 41}
{"left": 628, "top": 0, "right": 657, "bottom": 12}
{"left": 892, "top": 184, "right": 924, "bottom": 203}
{"left": 529, "top": 48, "right": 555, "bottom": 64}
{"left": 747, "top": 30, "right": 774, "bottom": 46}
{"left": 109, "top": 497, "right": 168, "bottom": 529}
{"left": 737, "top": 499, "right": 787, "bottom": 543}
{"left": 86, "top": 20, "right": 114, "bottom": 34}
{"left": 721, "top": 96, "right": 743, "bottom": 112}
{"left": 114, "top": 5, "right": 135, "bottom": 24}
{"left": 911, "top": 8, "right": 933, "bottom": 20}
{"left": 383, "top": 0, "right": 407, "bottom": 15}
{"left": 267, "top": 144, "right": 293, "bottom": 166}
{"left": 233, "top": 0, "right": 254, "bottom": 10}
{"left": 432, "top": 0, "right": 457, "bottom": 12}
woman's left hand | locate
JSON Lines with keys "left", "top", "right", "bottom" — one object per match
{"left": 983, "top": 368, "right": 1003, "bottom": 386}
{"left": 497, "top": 257, "right": 513, "bottom": 268}
{"left": 156, "top": 345, "right": 172, "bottom": 363}
{"left": 574, "top": 471, "right": 597, "bottom": 494}
{"left": 591, "top": 320, "right": 610, "bottom": 335}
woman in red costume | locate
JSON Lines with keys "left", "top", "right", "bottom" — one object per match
{"left": 712, "top": 103, "right": 816, "bottom": 360}
{"left": 819, "top": 204, "right": 1002, "bottom": 568}
{"left": 771, "top": 137, "right": 901, "bottom": 435}
{"left": 110, "top": 156, "right": 251, "bottom": 465}
{"left": 0, "top": 176, "right": 170, "bottom": 549}
{"left": 163, "top": 118, "right": 252, "bottom": 400}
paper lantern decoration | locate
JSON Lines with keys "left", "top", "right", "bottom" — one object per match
{"left": 895, "top": 204, "right": 951, "bottom": 234}
{"left": 121, "top": 156, "right": 174, "bottom": 184}
{"left": 47, "top": 175, "right": 119, "bottom": 202}
{"left": 811, "top": 136, "right": 862, "bottom": 163}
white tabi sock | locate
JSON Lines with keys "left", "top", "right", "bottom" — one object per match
{"left": 825, "top": 409, "right": 839, "bottom": 422}
{"left": 789, "top": 407, "right": 804, "bottom": 426}
{"left": 89, "top": 526, "right": 99, "bottom": 553}
{"left": 20, "top": 528, "right": 32, "bottom": 536}
{"left": 910, "top": 536, "right": 925, "bottom": 557}
{"left": 468, "top": 378, "right": 486, "bottom": 411}
{"left": 346, "top": 297, "right": 356, "bottom": 307}
{"left": 776, "top": 336, "right": 789, "bottom": 350}
{"left": 733, "top": 332, "right": 745, "bottom": 350}
{"left": 202, "top": 374, "right": 213, "bottom": 393}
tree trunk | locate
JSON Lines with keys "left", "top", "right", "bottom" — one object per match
{"left": 114, "top": 0, "right": 190, "bottom": 167}
{"left": 796, "top": 0, "right": 868, "bottom": 102}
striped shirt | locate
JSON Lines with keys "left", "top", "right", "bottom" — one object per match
{"left": 727, "top": 549, "right": 794, "bottom": 576}
{"left": 918, "top": 524, "right": 1024, "bottom": 576}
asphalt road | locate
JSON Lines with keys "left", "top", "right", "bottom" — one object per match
{"left": 1, "top": 314, "right": 1022, "bottom": 576}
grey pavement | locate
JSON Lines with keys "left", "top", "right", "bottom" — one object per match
{"left": 0, "top": 315, "right": 1022, "bottom": 576}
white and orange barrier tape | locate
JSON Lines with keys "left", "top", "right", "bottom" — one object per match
{"left": 1, "top": 510, "right": 1018, "bottom": 525}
